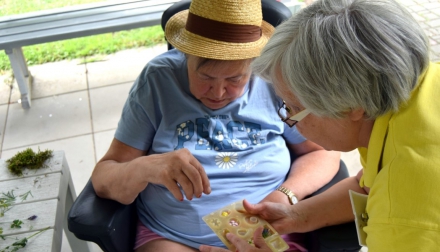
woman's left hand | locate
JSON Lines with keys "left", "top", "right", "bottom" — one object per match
{"left": 199, "top": 226, "right": 273, "bottom": 252}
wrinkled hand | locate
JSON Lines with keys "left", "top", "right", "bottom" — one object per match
{"left": 199, "top": 226, "right": 272, "bottom": 252}
{"left": 241, "top": 200, "right": 296, "bottom": 235}
{"left": 142, "top": 148, "right": 211, "bottom": 201}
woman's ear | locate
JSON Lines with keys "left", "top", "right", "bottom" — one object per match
{"left": 348, "top": 108, "right": 365, "bottom": 121}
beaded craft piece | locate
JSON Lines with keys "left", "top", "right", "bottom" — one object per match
{"left": 202, "top": 200, "right": 289, "bottom": 252}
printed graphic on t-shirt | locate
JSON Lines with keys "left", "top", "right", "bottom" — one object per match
{"left": 215, "top": 152, "right": 238, "bottom": 169}
{"left": 174, "top": 115, "right": 267, "bottom": 170}
{"left": 175, "top": 114, "right": 265, "bottom": 152}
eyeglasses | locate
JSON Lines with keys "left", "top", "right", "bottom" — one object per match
{"left": 277, "top": 101, "right": 310, "bottom": 127}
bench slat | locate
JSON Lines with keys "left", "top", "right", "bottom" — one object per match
{"left": 0, "top": 200, "right": 58, "bottom": 236}
{"left": 0, "top": 0, "right": 146, "bottom": 22}
{"left": 1, "top": 13, "right": 165, "bottom": 49}
{"left": 0, "top": 0, "right": 179, "bottom": 49}
{"left": 1, "top": 230, "right": 56, "bottom": 252}
{"left": 0, "top": 3, "right": 169, "bottom": 36}
{"left": 0, "top": 173, "right": 61, "bottom": 202}
{"left": 0, "top": 0, "right": 177, "bottom": 29}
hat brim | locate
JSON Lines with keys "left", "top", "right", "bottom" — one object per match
{"left": 165, "top": 10, "right": 275, "bottom": 60}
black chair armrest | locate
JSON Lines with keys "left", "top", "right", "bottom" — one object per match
{"left": 67, "top": 179, "right": 137, "bottom": 252}
{"left": 305, "top": 160, "right": 361, "bottom": 252}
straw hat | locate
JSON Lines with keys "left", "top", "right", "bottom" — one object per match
{"left": 165, "top": 0, "right": 275, "bottom": 60}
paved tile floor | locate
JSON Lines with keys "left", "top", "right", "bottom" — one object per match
{"left": 0, "top": 0, "right": 439, "bottom": 251}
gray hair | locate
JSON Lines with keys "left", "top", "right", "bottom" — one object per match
{"left": 252, "top": 0, "right": 429, "bottom": 118}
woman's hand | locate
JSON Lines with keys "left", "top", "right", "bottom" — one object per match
{"left": 142, "top": 148, "right": 211, "bottom": 201}
{"left": 199, "top": 199, "right": 299, "bottom": 252}
{"left": 241, "top": 199, "right": 297, "bottom": 234}
{"left": 199, "top": 226, "right": 272, "bottom": 252}
{"left": 93, "top": 139, "right": 211, "bottom": 204}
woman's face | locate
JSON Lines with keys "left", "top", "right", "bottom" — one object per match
{"left": 273, "top": 75, "right": 365, "bottom": 152}
{"left": 187, "top": 56, "right": 252, "bottom": 110}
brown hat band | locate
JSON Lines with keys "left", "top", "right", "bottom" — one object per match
{"left": 185, "top": 12, "right": 262, "bottom": 43}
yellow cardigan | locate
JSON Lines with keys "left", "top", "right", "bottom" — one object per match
{"left": 358, "top": 62, "right": 440, "bottom": 251}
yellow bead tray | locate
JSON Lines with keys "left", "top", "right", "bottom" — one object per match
{"left": 202, "top": 200, "right": 289, "bottom": 252}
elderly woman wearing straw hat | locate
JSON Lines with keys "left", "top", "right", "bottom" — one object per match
{"left": 91, "top": 0, "right": 340, "bottom": 251}
{"left": 200, "top": 0, "right": 440, "bottom": 251}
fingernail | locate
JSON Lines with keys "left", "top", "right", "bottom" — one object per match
{"left": 197, "top": 194, "right": 202, "bottom": 198}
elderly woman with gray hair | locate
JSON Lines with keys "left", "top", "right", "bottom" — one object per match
{"left": 200, "top": 0, "right": 440, "bottom": 251}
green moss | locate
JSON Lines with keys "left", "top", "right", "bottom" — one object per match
{"left": 6, "top": 148, "right": 53, "bottom": 176}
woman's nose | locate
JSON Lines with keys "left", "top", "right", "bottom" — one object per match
{"left": 210, "top": 82, "right": 226, "bottom": 98}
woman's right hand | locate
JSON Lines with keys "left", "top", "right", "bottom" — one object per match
{"left": 140, "top": 148, "right": 211, "bottom": 201}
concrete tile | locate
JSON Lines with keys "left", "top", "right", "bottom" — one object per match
{"left": 9, "top": 81, "right": 21, "bottom": 104}
{"left": 406, "top": 4, "right": 426, "bottom": 12}
{"left": 61, "top": 231, "right": 102, "bottom": 252}
{"left": 86, "top": 44, "right": 167, "bottom": 88}
{"left": 0, "top": 72, "right": 13, "bottom": 105}
{"left": 3, "top": 91, "right": 92, "bottom": 150}
{"left": 429, "top": 18, "right": 440, "bottom": 27}
{"left": 340, "top": 150, "right": 363, "bottom": 177}
{"left": 90, "top": 82, "right": 132, "bottom": 132}
{"left": 94, "top": 129, "right": 116, "bottom": 162}
{"left": 0, "top": 104, "right": 7, "bottom": 151}
{"left": 431, "top": 42, "right": 440, "bottom": 60}
{"left": 18, "top": 59, "right": 88, "bottom": 100}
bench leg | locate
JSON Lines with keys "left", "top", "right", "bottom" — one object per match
{"left": 64, "top": 183, "right": 94, "bottom": 252}
{"left": 62, "top": 157, "right": 93, "bottom": 252}
{"left": 5, "top": 48, "right": 33, "bottom": 109}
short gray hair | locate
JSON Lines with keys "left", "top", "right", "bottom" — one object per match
{"left": 252, "top": 0, "right": 429, "bottom": 118}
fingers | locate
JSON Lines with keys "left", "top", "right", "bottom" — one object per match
{"left": 243, "top": 200, "right": 286, "bottom": 221}
{"left": 161, "top": 149, "right": 211, "bottom": 201}
{"left": 162, "top": 180, "right": 184, "bottom": 201}
{"left": 189, "top": 158, "right": 212, "bottom": 195}
{"left": 199, "top": 227, "right": 273, "bottom": 252}
{"left": 242, "top": 199, "right": 261, "bottom": 214}
{"left": 225, "top": 232, "right": 252, "bottom": 251}
{"left": 177, "top": 149, "right": 210, "bottom": 199}
{"left": 182, "top": 157, "right": 211, "bottom": 198}
{"left": 251, "top": 226, "right": 270, "bottom": 250}
{"left": 143, "top": 149, "right": 211, "bottom": 201}
{"left": 175, "top": 171, "right": 196, "bottom": 200}
{"left": 225, "top": 229, "right": 271, "bottom": 252}
{"left": 199, "top": 245, "right": 231, "bottom": 252}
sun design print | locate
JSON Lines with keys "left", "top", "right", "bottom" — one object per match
{"left": 215, "top": 152, "right": 238, "bottom": 169}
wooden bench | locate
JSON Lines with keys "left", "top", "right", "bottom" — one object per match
{"left": 0, "top": 0, "right": 180, "bottom": 109}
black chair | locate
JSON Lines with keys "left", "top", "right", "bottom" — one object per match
{"left": 68, "top": 1, "right": 361, "bottom": 251}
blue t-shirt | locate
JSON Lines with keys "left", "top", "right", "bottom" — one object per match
{"left": 115, "top": 50, "right": 305, "bottom": 248}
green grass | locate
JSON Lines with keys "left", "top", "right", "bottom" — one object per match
{"left": 0, "top": 0, "right": 165, "bottom": 72}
